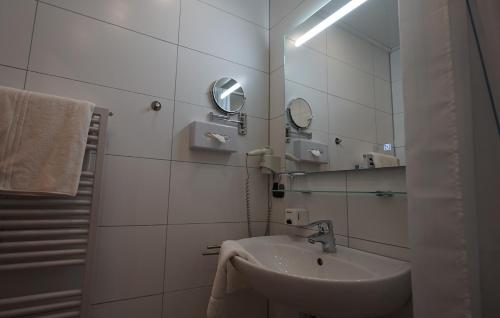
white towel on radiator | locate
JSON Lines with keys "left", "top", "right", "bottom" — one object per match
{"left": 207, "top": 240, "right": 259, "bottom": 318}
{"left": 0, "top": 86, "right": 95, "bottom": 196}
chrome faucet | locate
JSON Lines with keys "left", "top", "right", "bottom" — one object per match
{"left": 301, "top": 220, "right": 336, "bottom": 253}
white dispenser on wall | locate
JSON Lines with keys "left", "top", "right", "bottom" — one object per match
{"left": 291, "top": 139, "right": 329, "bottom": 164}
{"left": 189, "top": 121, "right": 238, "bottom": 152}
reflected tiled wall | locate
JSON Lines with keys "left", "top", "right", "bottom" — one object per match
{"left": 0, "top": 0, "right": 270, "bottom": 317}
{"left": 391, "top": 49, "right": 406, "bottom": 165}
{"left": 269, "top": 1, "right": 410, "bottom": 317}
{"left": 284, "top": 24, "right": 395, "bottom": 171}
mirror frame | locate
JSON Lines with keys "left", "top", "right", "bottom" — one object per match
{"left": 211, "top": 77, "right": 246, "bottom": 114}
{"left": 288, "top": 97, "right": 313, "bottom": 129}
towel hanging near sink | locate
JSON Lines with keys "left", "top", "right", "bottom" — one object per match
{"left": 207, "top": 240, "right": 259, "bottom": 318}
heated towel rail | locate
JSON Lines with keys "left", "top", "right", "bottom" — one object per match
{"left": 0, "top": 107, "right": 108, "bottom": 318}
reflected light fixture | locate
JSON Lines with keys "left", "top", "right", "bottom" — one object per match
{"left": 220, "top": 83, "right": 241, "bottom": 99}
{"left": 295, "top": 0, "right": 370, "bottom": 47}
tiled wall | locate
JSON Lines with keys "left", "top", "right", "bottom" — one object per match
{"left": 0, "top": 0, "right": 270, "bottom": 317}
{"left": 269, "top": 1, "right": 410, "bottom": 317}
{"left": 391, "top": 49, "right": 406, "bottom": 165}
{"left": 284, "top": 23, "right": 395, "bottom": 171}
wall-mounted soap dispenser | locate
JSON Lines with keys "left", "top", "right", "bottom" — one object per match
{"left": 247, "top": 146, "right": 281, "bottom": 174}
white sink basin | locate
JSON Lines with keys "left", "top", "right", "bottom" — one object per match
{"left": 231, "top": 235, "right": 411, "bottom": 318}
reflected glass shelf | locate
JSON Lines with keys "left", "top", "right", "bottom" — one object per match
{"left": 272, "top": 189, "right": 407, "bottom": 197}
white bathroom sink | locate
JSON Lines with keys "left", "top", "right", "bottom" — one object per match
{"left": 231, "top": 235, "right": 411, "bottom": 318}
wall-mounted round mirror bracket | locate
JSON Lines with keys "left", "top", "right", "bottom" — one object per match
{"left": 288, "top": 98, "right": 313, "bottom": 129}
{"left": 211, "top": 77, "right": 246, "bottom": 114}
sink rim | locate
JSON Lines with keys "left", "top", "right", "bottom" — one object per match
{"left": 231, "top": 236, "right": 410, "bottom": 284}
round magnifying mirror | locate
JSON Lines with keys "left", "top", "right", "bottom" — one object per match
{"left": 212, "top": 77, "right": 245, "bottom": 113}
{"left": 288, "top": 98, "right": 313, "bottom": 129}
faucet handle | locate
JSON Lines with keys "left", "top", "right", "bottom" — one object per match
{"left": 301, "top": 220, "right": 333, "bottom": 233}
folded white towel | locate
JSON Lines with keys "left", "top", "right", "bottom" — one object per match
{"left": 207, "top": 240, "right": 259, "bottom": 318}
{"left": 363, "top": 152, "right": 400, "bottom": 168}
{"left": 0, "top": 86, "right": 95, "bottom": 196}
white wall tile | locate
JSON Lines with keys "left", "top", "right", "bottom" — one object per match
{"left": 0, "top": 65, "right": 26, "bottom": 89}
{"left": 270, "top": 67, "right": 285, "bottom": 118}
{"left": 91, "top": 295, "right": 163, "bottom": 318}
{"left": 394, "top": 112, "right": 405, "bottom": 147}
{"left": 30, "top": 3, "right": 177, "bottom": 98}
{"left": 349, "top": 238, "right": 410, "bottom": 261}
{"left": 329, "top": 136, "right": 375, "bottom": 171}
{"left": 390, "top": 49, "right": 401, "bottom": 82}
{"left": 285, "top": 39, "right": 327, "bottom": 92}
{"left": 92, "top": 226, "right": 166, "bottom": 303}
{"left": 100, "top": 156, "right": 169, "bottom": 226}
{"left": 200, "top": 0, "right": 269, "bottom": 29}
{"left": 396, "top": 147, "right": 406, "bottom": 166}
{"left": 327, "top": 26, "right": 373, "bottom": 74}
{"left": 164, "top": 223, "right": 247, "bottom": 291}
{"left": 180, "top": 0, "right": 268, "bottom": 72}
{"left": 0, "top": 0, "right": 36, "bottom": 68}
{"left": 374, "top": 78, "right": 393, "bottom": 113}
{"left": 373, "top": 46, "right": 391, "bottom": 81}
{"left": 25, "top": 72, "right": 174, "bottom": 160}
{"left": 392, "top": 81, "right": 404, "bottom": 114}
{"left": 270, "top": 115, "right": 286, "bottom": 167}
{"left": 164, "top": 286, "right": 211, "bottom": 318}
{"left": 285, "top": 80, "right": 328, "bottom": 133}
{"left": 347, "top": 196, "right": 409, "bottom": 247}
{"left": 42, "top": 0, "right": 180, "bottom": 43}
{"left": 270, "top": 0, "right": 303, "bottom": 28}
{"left": 168, "top": 161, "right": 268, "bottom": 224}
{"left": 329, "top": 95, "right": 376, "bottom": 143}
{"left": 175, "top": 47, "right": 269, "bottom": 119}
{"left": 328, "top": 58, "right": 374, "bottom": 108}
{"left": 225, "top": 289, "right": 268, "bottom": 318}
{"left": 376, "top": 110, "right": 394, "bottom": 145}
{"left": 171, "top": 102, "right": 268, "bottom": 167}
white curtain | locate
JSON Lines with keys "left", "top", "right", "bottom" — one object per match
{"left": 400, "top": 0, "right": 499, "bottom": 317}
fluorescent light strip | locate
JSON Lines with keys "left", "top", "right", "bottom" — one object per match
{"left": 220, "top": 83, "right": 241, "bottom": 99}
{"left": 295, "top": 0, "right": 370, "bottom": 47}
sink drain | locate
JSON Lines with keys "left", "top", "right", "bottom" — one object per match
{"left": 316, "top": 258, "right": 323, "bottom": 266}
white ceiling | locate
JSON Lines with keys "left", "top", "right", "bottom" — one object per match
{"left": 317, "top": 0, "right": 400, "bottom": 49}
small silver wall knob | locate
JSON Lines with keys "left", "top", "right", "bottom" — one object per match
{"left": 151, "top": 101, "right": 162, "bottom": 111}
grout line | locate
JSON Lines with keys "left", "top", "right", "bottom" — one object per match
{"left": 37, "top": 1, "right": 269, "bottom": 75}
{"left": 103, "top": 154, "right": 266, "bottom": 170}
{"left": 285, "top": 78, "right": 393, "bottom": 115}
{"left": 345, "top": 172, "right": 350, "bottom": 247}
{"left": 177, "top": 44, "right": 269, "bottom": 74}
{"left": 269, "top": 0, "right": 307, "bottom": 30}
{"left": 0, "top": 63, "right": 28, "bottom": 72}
{"left": 37, "top": 1, "right": 180, "bottom": 47}
{"left": 197, "top": 0, "right": 269, "bottom": 31}
{"left": 27, "top": 70, "right": 174, "bottom": 101}
{"left": 91, "top": 293, "right": 163, "bottom": 306}
{"left": 349, "top": 236, "right": 410, "bottom": 250}
{"left": 25, "top": 69, "right": 268, "bottom": 120}
{"left": 23, "top": 1, "right": 39, "bottom": 89}
{"left": 161, "top": 3, "right": 183, "bottom": 314}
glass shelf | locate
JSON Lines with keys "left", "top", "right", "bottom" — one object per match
{"left": 272, "top": 189, "right": 407, "bottom": 197}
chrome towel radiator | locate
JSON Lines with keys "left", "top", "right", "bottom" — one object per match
{"left": 0, "top": 107, "right": 108, "bottom": 318}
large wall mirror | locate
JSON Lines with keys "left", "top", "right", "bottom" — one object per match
{"left": 284, "top": 0, "right": 405, "bottom": 173}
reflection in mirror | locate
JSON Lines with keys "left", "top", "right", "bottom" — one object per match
{"left": 288, "top": 98, "right": 313, "bottom": 129}
{"left": 284, "top": 0, "right": 404, "bottom": 173}
{"left": 212, "top": 77, "right": 245, "bottom": 113}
